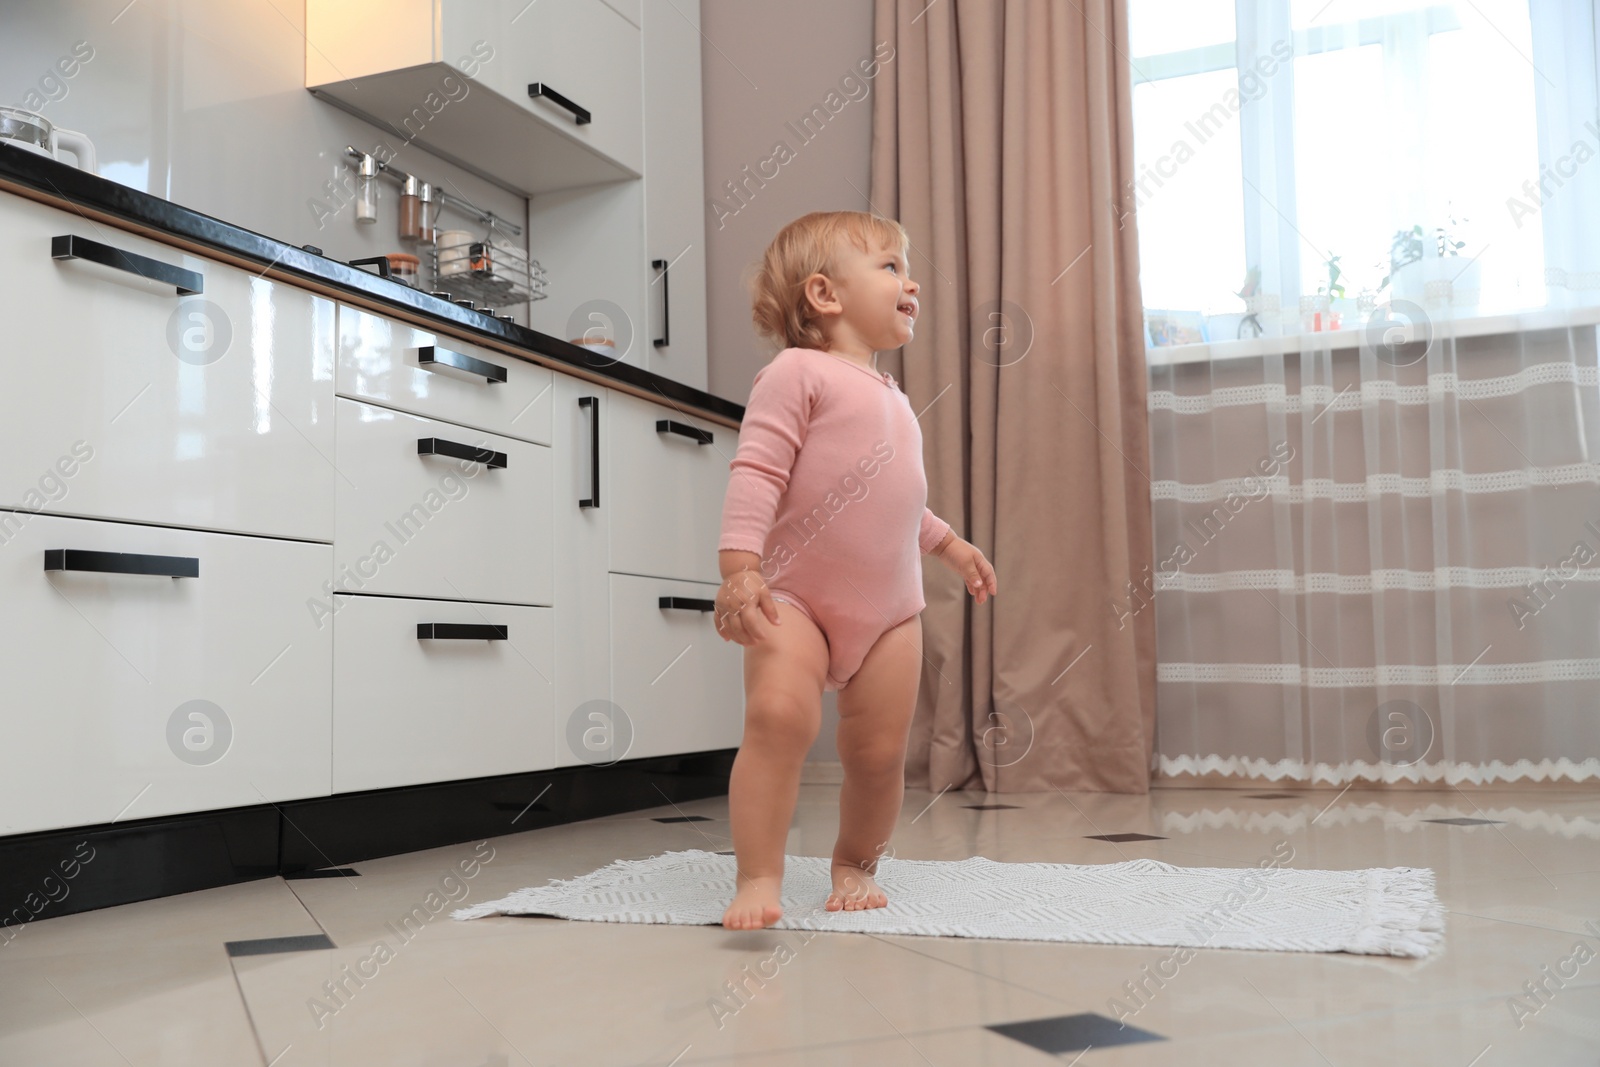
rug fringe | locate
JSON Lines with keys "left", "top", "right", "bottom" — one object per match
{"left": 1344, "top": 867, "right": 1446, "bottom": 957}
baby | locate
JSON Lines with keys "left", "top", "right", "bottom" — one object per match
{"left": 714, "top": 210, "right": 998, "bottom": 930}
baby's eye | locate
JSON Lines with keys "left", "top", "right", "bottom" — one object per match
{"left": 884, "top": 261, "right": 898, "bottom": 272}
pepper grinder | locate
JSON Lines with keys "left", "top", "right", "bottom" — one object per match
{"left": 418, "top": 181, "right": 439, "bottom": 244}
{"left": 399, "top": 173, "right": 422, "bottom": 240}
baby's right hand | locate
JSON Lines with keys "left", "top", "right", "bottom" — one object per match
{"left": 714, "top": 569, "right": 781, "bottom": 646}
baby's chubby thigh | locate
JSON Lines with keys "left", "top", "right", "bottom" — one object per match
{"left": 739, "top": 591, "right": 838, "bottom": 742}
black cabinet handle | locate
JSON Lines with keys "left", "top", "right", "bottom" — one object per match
{"left": 656, "top": 419, "right": 714, "bottom": 446}
{"left": 579, "top": 395, "right": 600, "bottom": 508}
{"left": 45, "top": 549, "right": 199, "bottom": 578}
{"left": 415, "top": 345, "right": 507, "bottom": 384}
{"left": 417, "top": 437, "right": 507, "bottom": 469}
{"left": 348, "top": 255, "right": 392, "bottom": 279}
{"left": 659, "top": 596, "right": 716, "bottom": 612}
{"left": 52, "top": 234, "right": 203, "bottom": 296}
{"left": 417, "top": 623, "right": 508, "bottom": 640}
{"left": 527, "top": 82, "right": 591, "bottom": 124}
{"left": 652, "top": 258, "right": 670, "bottom": 348}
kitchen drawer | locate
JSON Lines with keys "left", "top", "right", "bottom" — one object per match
{"left": 606, "top": 389, "right": 734, "bottom": 584}
{"left": 336, "top": 303, "right": 553, "bottom": 446}
{"left": 0, "top": 193, "right": 336, "bottom": 541}
{"left": 609, "top": 572, "right": 743, "bottom": 761}
{"left": 333, "top": 399, "right": 553, "bottom": 606}
{"left": 0, "top": 513, "right": 332, "bottom": 837}
{"left": 332, "top": 593, "right": 554, "bottom": 793}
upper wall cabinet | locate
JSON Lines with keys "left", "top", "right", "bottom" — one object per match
{"left": 642, "top": 0, "right": 709, "bottom": 392}
{"left": 305, "top": 0, "right": 643, "bottom": 194}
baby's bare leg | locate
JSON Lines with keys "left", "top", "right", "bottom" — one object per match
{"left": 723, "top": 601, "right": 830, "bottom": 929}
{"left": 830, "top": 613, "right": 923, "bottom": 911}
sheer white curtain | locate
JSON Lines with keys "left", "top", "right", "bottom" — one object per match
{"left": 1132, "top": 0, "right": 1600, "bottom": 785}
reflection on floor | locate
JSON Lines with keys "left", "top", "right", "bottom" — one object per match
{"left": 2, "top": 783, "right": 1598, "bottom": 1065}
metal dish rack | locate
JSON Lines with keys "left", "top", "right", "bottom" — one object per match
{"left": 424, "top": 230, "right": 549, "bottom": 312}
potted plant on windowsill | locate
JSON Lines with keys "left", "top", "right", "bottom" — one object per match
{"left": 1382, "top": 211, "right": 1478, "bottom": 307}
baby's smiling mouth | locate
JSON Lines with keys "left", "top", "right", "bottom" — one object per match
{"left": 897, "top": 298, "right": 918, "bottom": 321}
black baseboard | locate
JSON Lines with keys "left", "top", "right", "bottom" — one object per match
{"left": 0, "top": 749, "right": 735, "bottom": 932}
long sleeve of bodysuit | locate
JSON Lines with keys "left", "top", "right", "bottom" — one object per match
{"left": 718, "top": 352, "right": 812, "bottom": 555}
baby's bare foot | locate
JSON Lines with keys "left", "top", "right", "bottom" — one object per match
{"left": 723, "top": 874, "right": 784, "bottom": 929}
{"left": 826, "top": 862, "right": 889, "bottom": 912}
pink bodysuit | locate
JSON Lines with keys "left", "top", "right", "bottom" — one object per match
{"left": 718, "top": 347, "right": 952, "bottom": 691}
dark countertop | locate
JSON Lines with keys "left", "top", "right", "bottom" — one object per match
{"left": 0, "top": 144, "right": 744, "bottom": 424}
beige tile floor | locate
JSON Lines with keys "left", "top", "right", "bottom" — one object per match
{"left": 2, "top": 783, "right": 1598, "bottom": 1066}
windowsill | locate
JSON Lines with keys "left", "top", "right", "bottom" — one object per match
{"left": 1145, "top": 303, "right": 1600, "bottom": 367}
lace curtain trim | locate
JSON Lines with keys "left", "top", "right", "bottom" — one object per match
{"left": 1158, "top": 752, "right": 1600, "bottom": 785}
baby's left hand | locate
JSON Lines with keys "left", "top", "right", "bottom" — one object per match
{"left": 936, "top": 537, "right": 998, "bottom": 604}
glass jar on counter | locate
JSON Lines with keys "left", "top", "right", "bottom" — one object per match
{"left": 385, "top": 252, "right": 420, "bottom": 287}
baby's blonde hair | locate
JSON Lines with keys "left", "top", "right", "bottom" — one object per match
{"left": 749, "top": 210, "right": 910, "bottom": 351}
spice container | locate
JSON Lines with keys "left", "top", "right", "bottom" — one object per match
{"left": 385, "top": 252, "right": 420, "bottom": 287}
{"left": 435, "top": 229, "right": 473, "bottom": 276}
{"left": 355, "top": 152, "right": 378, "bottom": 224}
{"left": 418, "top": 181, "right": 439, "bottom": 244}
{"left": 399, "top": 174, "right": 422, "bottom": 240}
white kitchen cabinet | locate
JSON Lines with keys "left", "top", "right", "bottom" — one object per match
{"left": 305, "top": 0, "right": 642, "bottom": 193}
{"left": 0, "top": 193, "right": 336, "bottom": 542}
{"left": 332, "top": 593, "right": 554, "bottom": 792}
{"left": 335, "top": 303, "right": 553, "bottom": 446}
{"left": 0, "top": 513, "right": 332, "bottom": 837}
{"left": 551, "top": 374, "right": 613, "bottom": 768}
{"left": 551, "top": 378, "right": 744, "bottom": 768}
{"left": 610, "top": 572, "right": 744, "bottom": 761}
{"left": 332, "top": 399, "right": 554, "bottom": 606}
{"left": 606, "top": 389, "right": 735, "bottom": 585}
{"left": 641, "top": 0, "right": 709, "bottom": 391}
{"left": 524, "top": 180, "right": 648, "bottom": 373}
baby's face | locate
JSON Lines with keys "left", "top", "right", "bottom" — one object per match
{"left": 828, "top": 238, "right": 920, "bottom": 350}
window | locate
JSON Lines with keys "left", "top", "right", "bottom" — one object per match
{"left": 1129, "top": 0, "right": 1565, "bottom": 347}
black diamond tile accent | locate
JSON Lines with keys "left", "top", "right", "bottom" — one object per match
{"left": 1086, "top": 832, "right": 1166, "bottom": 842}
{"left": 1243, "top": 792, "right": 1300, "bottom": 799}
{"left": 283, "top": 868, "right": 360, "bottom": 880}
{"left": 653, "top": 815, "right": 714, "bottom": 823}
{"left": 225, "top": 933, "right": 335, "bottom": 957}
{"left": 989, "top": 1012, "right": 1165, "bottom": 1054}
{"left": 964, "top": 804, "right": 1022, "bottom": 810}
{"left": 1425, "top": 817, "right": 1505, "bottom": 826}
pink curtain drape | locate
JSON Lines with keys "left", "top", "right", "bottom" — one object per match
{"left": 870, "top": 0, "right": 1156, "bottom": 793}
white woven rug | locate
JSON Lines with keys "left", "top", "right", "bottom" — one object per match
{"left": 452, "top": 849, "right": 1445, "bottom": 957}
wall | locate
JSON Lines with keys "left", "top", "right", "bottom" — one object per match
{"left": 699, "top": 0, "right": 880, "bottom": 764}
{"left": 0, "top": 0, "right": 526, "bottom": 316}
{"left": 700, "top": 0, "right": 880, "bottom": 403}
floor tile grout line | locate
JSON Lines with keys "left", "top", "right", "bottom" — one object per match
{"left": 225, "top": 956, "right": 277, "bottom": 1067}
{"left": 278, "top": 876, "right": 335, "bottom": 941}
{"left": 1443, "top": 906, "right": 1600, "bottom": 938}
{"left": 859, "top": 931, "right": 1098, "bottom": 1008}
